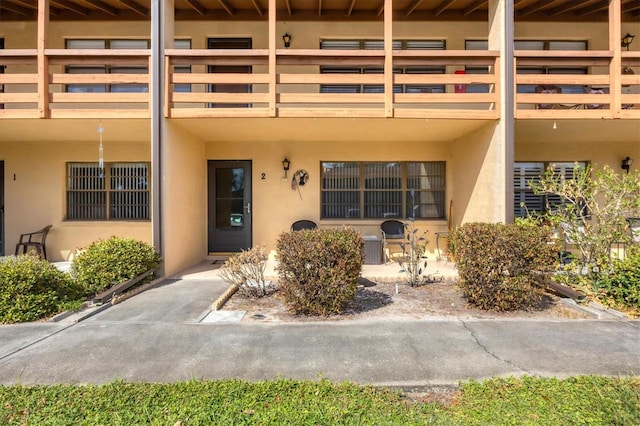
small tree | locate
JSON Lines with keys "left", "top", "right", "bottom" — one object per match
{"left": 529, "top": 164, "right": 640, "bottom": 270}
{"left": 218, "top": 245, "right": 272, "bottom": 298}
{"left": 394, "top": 189, "right": 429, "bottom": 287}
{"left": 394, "top": 221, "right": 429, "bottom": 287}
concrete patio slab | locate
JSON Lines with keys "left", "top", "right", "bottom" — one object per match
{"left": 200, "top": 310, "right": 246, "bottom": 323}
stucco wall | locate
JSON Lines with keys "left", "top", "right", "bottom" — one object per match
{"left": 203, "top": 136, "right": 454, "bottom": 255}
{"left": 3, "top": 18, "right": 636, "bottom": 52}
{"left": 451, "top": 121, "right": 507, "bottom": 224}
{"left": 516, "top": 139, "right": 639, "bottom": 171}
{"left": 0, "top": 139, "right": 151, "bottom": 261}
{"left": 1, "top": 15, "right": 638, "bottom": 272}
{"left": 162, "top": 122, "right": 207, "bottom": 276}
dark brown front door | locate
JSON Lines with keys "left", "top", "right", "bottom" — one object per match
{"left": 208, "top": 160, "right": 252, "bottom": 253}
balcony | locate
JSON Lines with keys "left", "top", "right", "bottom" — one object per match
{"left": 0, "top": 49, "right": 151, "bottom": 119}
{"left": 0, "top": 48, "right": 638, "bottom": 120}
{"left": 166, "top": 48, "right": 500, "bottom": 120}
{"left": 515, "top": 50, "right": 640, "bottom": 120}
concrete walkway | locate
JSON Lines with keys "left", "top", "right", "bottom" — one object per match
{"left": 0, "top": 260, "right": 638, "bottom": 386}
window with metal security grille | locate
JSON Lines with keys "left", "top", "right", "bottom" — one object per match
{"left": 67, "top": 162, "right": 150, "bottom": 221}
{"left": 320, "top": 39, "right": 446, "bottom": 94}
{"left": 514, "top": 162, "right": 587, "bottom": 218}
{"left": 65, "top": 39, "right": 191, "bottom": 93}
{"left": 321, "top": 162, "right": 446, "bottom": 220}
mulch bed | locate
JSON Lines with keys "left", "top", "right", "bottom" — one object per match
{"left": 222, "top": 277, "right": 591, "bottom": 322}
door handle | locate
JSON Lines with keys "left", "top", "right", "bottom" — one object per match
{"left": 244, "top": 203, "right": 251, "bottom": 214}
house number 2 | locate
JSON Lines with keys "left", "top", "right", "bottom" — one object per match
{"left": 261, "top": 173, "right": 266, "bottom": 180}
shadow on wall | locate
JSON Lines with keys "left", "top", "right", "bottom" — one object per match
{"left": 451, "top": 121, "right": 499, "bottom": 223}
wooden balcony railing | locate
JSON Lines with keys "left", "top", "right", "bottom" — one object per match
{"left": 514, "top": 50, "right": 640, "bottom": 119}
{"left": 0, "top": 49, "right": 151, "bottom": 119}
{"left": 1, "top": 48, "right": 638, "bottom": 120}
{"left": 166, "top": 49, "right": 500, "bottom": 119}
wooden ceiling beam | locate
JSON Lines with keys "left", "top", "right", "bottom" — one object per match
{"left": 82, "top": 0, "right": 119, "bottom": 16}
{"left": 51, "top": 0, "right": 89, "bottom": 16}
{"left": 518, "top": 0, "right": 563, "bottom": 18}
{"left": 5, "top": 0, "right": 37, "bottom": 9}
{"left": 0, "top": 2, "right": 31, "bottom": 15}
{"left": 622, "top": 2, "right": 640, "bottom": 13}
{"left": 250, "top": 0, "right": 263, "bottom": 16}
{"left": 346, "top": 0, "right": 356, "bottom": 17}
{"left": 216, "top": 0, "right": 234, "bottom": 16}
{"left": 435, "top": 0, "right": 457, "bottom": 17}
{"left": 318, "top": 0, "right": 322, "bottom": 16}
{"left": 185, "top": 0, "right": 206, "bottom": 16}
{"left": 547, "top": 0, "right": 598, "bottom": 17}
{"left": 577, "top": 0, "right": 609, "bottom": 17}
{"left": 117, "top": 0, "right": 148, "bottom": 16}
{"left": 404, "top": 0, "right": 424, "bottom": 17}
{"left": 463, "top": 0, "right": 487, "bottom": 16}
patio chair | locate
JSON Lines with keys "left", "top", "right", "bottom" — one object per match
{"left": 291, "top": 220, "right": 317, "bottom": 231}
{"left": 15, "top": 225, "right": 52, "bottom": 260}
{"left": 584, "top": 85, "right": 609, "bottom": 109}
{"left": 535, "top": 85, "right": 561, "bottom": 109}
{"left": 380, "top": 219, "right": 406, "bottom": 263}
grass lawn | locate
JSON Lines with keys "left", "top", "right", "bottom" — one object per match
{"left": 1, "top": 375, "right": 638, "bottom": 425}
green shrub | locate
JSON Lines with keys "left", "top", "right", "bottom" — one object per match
{"left": 594, "top": 252, "right": 640, "bottom": 316}
{"left": 451, "top": 222, "right": 558, "bottom": 311}
{"left": 276, "top": 228, "right": 363, "bottom": 315}
{"left": 0, "top": 254, "right": 84, "bottom": 323}
{"left": 71, "top": 236, "right": 161, "bottom": 296}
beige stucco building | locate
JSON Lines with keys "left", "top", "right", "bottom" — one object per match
{"left": 0, "top": 0, "right": 638, "bottom": 276}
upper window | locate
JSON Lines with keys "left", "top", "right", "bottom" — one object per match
{"left": 65, "top": 39, "right": 191, "bottom": 93}
{"left": 466, "top": 40, "right": 588, "bottom": 94}
{"left": 320, "top": 39, "right": 446, "bottom": 94}
{"left": 67, "top": 162, "right": 150, "bottom": 221}
{"left": 514, "top": 161, "right": 586, "bottom": 218}
{"left": 321, "top": 162, "right": 445, "bottom": 220}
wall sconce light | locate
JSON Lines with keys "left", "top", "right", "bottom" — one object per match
{"left": 621, "top": 157, "right": 634, "bottom": 174}
{"left": 282, "top": 33, "right": 292, "bottom": 48}
{"left": 621, "top": 32, "right": 635, "bottom": 51}
{"left": 282, "top": 157, "right": 291, "bottom": 177}
{"left": 552, "top": 120, "right": 557, "bottom": 130}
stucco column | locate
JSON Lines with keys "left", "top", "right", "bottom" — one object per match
{"left": 151, "top": 0, "right": 174, "bottom": 274}
{"left": 489, "top": 0, "right": 514, "bottom": 223}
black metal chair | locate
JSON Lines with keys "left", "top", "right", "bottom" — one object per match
{"left": 291, "top": 220, "right": 317, "bottom": 231}
{"left": 15, "top": 225, "right": 52, "bottom": 260}
{"left": 380, "top": 219, "right": 406, "bottom": 263}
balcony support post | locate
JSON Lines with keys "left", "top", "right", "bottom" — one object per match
{"left": 37, "top": 0, "right": 49, "bottom": 118}
{"left": 150, "top": 0, "right": 172, "bottom": 275}
{"left": 384, "top": 0, "right": 393, "bottom": 118}
{"left": 269, "top": 0, "right": 276, "bottom": 117}
{"left": 489, "top": 0, "right": 514, "bottom": 223}
{"left": 610, "top": 0, "right": 622, "bottom": 118}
